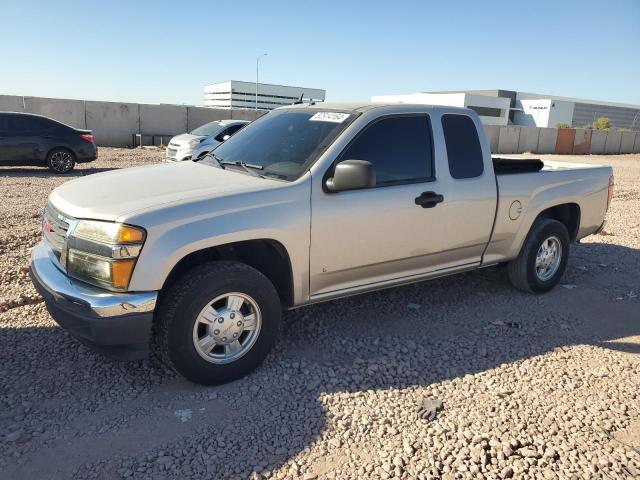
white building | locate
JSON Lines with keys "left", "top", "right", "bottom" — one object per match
{"left": 373, "top": 89, "right": 640, "bottom": 130}
{"left": 513, "top": 92, "right": 640, "bottom": 130}
{"left": 371, "top": 92, "right": 511, "bottom": 125}
{"left": 204, "top": 80, "right": 325, "bottom": 110}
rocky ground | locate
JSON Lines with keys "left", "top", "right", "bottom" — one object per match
{"left": 0, "top": 149, "right": 638, "bottom": 480}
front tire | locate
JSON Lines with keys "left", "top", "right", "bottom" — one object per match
{"left": 155, "top": 261, "right": 281, "bottom": 385}
{"left": 507, "top": 218, "right": 570, "bottom": 294}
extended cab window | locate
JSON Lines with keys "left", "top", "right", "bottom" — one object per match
{"left": 441, "top": 114, "right": 484, "bottom": 179}
{"left": 340, "top": 115, "right": 433, "bottom": 185}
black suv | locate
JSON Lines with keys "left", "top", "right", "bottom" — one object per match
{"left": 0, "top": 112, "right": 97, "bottom": 173}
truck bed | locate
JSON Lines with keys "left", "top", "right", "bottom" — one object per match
{"left": 482, "top": 158, "right": 612, "bottom": 266}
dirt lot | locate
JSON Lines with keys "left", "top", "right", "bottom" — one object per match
{"left": 0, "top": 149, "right": 638, "bottom": 480}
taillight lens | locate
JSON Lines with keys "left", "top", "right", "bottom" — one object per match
{"left": 606, "top": 175, "right": 614, "bottom": 212}
{"left": 80, "top": 134, "right": 95, "bottom": 143}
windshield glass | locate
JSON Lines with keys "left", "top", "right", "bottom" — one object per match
{"left": 199, "top": 109, "right": 356, "bottom": 181}
{"left": 190, "top": 121, "right": 224, "bottom": 136}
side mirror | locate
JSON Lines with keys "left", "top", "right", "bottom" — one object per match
{"left": 222, "top": 134, "right": 231, "bottom": 141}
{"left": 325, "top": 160, "right": 376, "bottom": 192}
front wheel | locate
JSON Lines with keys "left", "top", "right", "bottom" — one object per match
{"left": 155, "top": 261, "right": 281, "bottom": 385}
{"left": 507, "top": 218, "right": 570, "bottom": 294}
{"left": 46, "top": 148, "right": 76, "bottom": 173}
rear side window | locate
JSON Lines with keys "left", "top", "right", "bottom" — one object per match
{"left": 341, "top": 115, "right": 433, "bottom": 185}
{"left": 7, "top": 115, "right": 33, "bottom": 132}
{"left": 441, "top": 114, "right": 484, "bottom": 179}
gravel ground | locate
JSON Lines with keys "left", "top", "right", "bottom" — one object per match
{"left": 0, "top": 148, "right": 638, "bottom": 480}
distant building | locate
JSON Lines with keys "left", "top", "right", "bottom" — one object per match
{"left": 372, "top": 89, "right": 640, "bottom": 130}
{"left": 204, "top": 80, "right": 325, "bottom": 110}
{"left": 372, "top": 92, "right": 511, "bottom": 126}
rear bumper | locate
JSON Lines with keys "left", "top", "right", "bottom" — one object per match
{"left": 76, "top": 145, "right": 98, "bottom": 163}
{"left": 29, "top": 241, "right": 157, "bottom": 360}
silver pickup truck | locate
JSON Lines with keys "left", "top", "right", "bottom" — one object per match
{"left": 30, "top": 102, "right": 614, "bottom": 385}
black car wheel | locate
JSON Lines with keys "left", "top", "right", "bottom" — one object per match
{"left": 47, "top": 148, "right": 76, "bottom": 173}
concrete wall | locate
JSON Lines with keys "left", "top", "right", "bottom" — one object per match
{"left": 0, "top": 95, "right": 26, "bottom": 111}
{"left": 537, "top": 128, "right": 558, "bottom": 154}
{"left": 604, "top": 131, "right": 622, "bottom": 154}
{"left": 86, "top": 101, "right": 139, "bottom": 147}
{"left": 2, "top": 94, "right": 640, "bottom": 153}
{"left": 24, "top": 96, "right": 86, "bottom": 129}
{"left": 483, "top": 125, "right": 500, "bottom": 153}
{"left": 590, "top": 131, "right": 607, "bottom": 154}
{"left": 572, "top": 129, "right": 592, "bottom": 154}
{"left": 497, "top": 126, "right": 520, "bottom": 153}
{"left": 517, "top": 127, "right": 539, "bottom": 153}
{"left": 619, "top": 132, "right": 636, "bottom": 154}
{"left": 140, "top": 105, "right": 187, "bottom": 138}
{"left": 0, "top": 94, "right": 264, "bottom": 147}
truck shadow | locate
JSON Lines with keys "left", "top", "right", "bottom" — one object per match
{"left": 1, "top": 241, "right": 639, "bottom": 478}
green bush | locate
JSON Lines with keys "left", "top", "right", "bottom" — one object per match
{"left": 592, "top": 117, "right": 612, "bottom": 130}
{"left": 556, "top": 122, "right": 571, "bottom": 129}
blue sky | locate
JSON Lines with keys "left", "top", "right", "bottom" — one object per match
{"left": 1, "top": 0, "right": 639, "bottom": 106}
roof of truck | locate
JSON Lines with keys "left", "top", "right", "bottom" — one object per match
{"left": 282, "top": 101, "right": 472, "bottom": 114}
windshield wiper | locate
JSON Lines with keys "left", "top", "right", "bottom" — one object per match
{"left": 219, "top": 160, "right": 265, "bottom": 178}
{"left": 201, "top": 153, "right": 225, "bottom": 170}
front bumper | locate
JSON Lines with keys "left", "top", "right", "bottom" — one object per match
{"left": 29, "top": 241, "right": 157, "bottom": 360}
{"left": 165, "top": 146, "right": 192, "bottom": 162}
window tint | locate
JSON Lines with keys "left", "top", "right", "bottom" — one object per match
{"left": 7, "top": 115, "right": 33, "bottom": 132}
{"left": 214, "top": 125, "right": 243, "bottom": 142}
{"left": 226, "top": 124, "right": 244, "bottom": 135}
{"left": 341, "top": 116, "right": 432, "bottom": 184}
{"left": 441, "top": 114, "right": 484, "bottom": 179}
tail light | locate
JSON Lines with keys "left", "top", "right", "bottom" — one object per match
{"left": 80, "top": 134, "right": 95, "bottom": 143}
{"left": 606, "top": 174, "right": 614, "bottom": 212}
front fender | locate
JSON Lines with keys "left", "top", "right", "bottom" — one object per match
{"left": 126, "top": 180, "right": 311, "bottom": 304}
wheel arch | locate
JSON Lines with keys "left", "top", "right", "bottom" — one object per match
{"left": 535, "top": 202, "right": 581, "bottom": 242}
{"left": 159, "top": 238, "right": 295, "bottom": 309}
{"left": 46, "top": 145, "right": 76, "bottom": 160}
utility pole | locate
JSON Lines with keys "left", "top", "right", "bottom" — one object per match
{"left": 256, "top": 53, "right": 268, "bottom": 111}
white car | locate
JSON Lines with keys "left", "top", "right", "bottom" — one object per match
{"left": 165, "top": 120, "right": 248, "bottom": 162}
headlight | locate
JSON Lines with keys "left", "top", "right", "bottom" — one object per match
{"left": 66, "top": 220, "right": 146, "bottom": 291}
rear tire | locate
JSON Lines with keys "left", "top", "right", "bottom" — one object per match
{"left": 155, "top": 261, "right": 281, "bottom": 385}
{"left": 46, "top": 148, "right": 76, "bottom": 173}
{"left": 507, "top": 218, "right": 570, "bottom": 294}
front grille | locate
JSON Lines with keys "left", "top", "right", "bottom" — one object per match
{"left": 43, "top": 203, "right": 73, "bottom": 267}
{"left": 166, "top": 148, "right": 177, "bottom": 158}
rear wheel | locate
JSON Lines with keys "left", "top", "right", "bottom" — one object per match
{"left": 155, "top": 261, "right": 281, "bottom": 385}
{"left": 46, "top": 148, "right": 76, "bottom": 173}
{"left": 507, "top": 218, "right": 570, "bottom": 294}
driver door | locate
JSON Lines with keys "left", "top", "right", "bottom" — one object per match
{"left": 309, "top": 114, "right": 449, "bottom": 297}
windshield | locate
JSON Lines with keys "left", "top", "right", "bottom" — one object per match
{"left": 190, "top": 121, "right": 224, "bottom": 136}
{"left": 199, "top": 109, "right": 356, "bottom": 181}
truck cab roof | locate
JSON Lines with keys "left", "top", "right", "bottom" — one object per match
{"left": 280, "top": 101, "right": 475, "bottom": 115}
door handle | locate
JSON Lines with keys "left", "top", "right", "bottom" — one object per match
{"left": 415, "top": 191, "right": 444, "bottom": 208}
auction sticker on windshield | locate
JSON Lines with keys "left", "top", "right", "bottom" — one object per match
{"left": 309, "top": 112, "right": 351, "bottom": 123}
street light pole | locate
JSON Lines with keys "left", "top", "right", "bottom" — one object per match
{"left": 256, "top": 53, "right": 268, "bottom": 111}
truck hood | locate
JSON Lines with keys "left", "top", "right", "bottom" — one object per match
{"left": 49, "top": 161, "right": 281, "bottom": 222}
